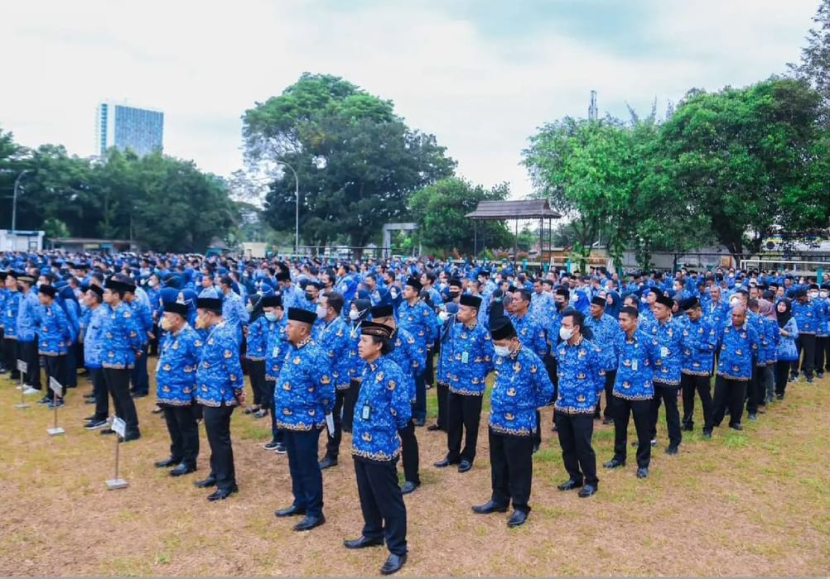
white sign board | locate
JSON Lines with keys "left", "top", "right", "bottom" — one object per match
{"left": 16, "top": 360, "right": 28, "bottom": 374}
{"left": 49, "top": 377, "right": 62, "bottom": 395}
{"left": 111, "top": 417, "right": 127, "bottom": 438}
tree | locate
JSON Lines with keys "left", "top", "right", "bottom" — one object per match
{"left": 657, "top": 78, "right": 830, "bottom": 259}
{"left": 242, "top": 73, "right": 456, "bottom": 257}
{"left": 408, "top": 177, "right": 513, "bottom": 257}
{"left": 791, "top": 0, "right": 829, "bottom": 121}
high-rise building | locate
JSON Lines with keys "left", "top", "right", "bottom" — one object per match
{"left": 95, "top": 102, "right": 164, "bottom": 157}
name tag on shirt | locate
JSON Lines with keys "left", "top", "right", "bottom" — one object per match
{"left": 361, "top": 404, "right": 372, "bottom": 421}
{"left": 272, "top": 346, "right": 280, "bottom": 358}
{"left": 632, "top": 360, "right": 638, "bottom": 371}
{"left": 461, "top": 352, "right": 469, "bottom": 364}
{"left": 660, "top": 347, "right": 669, "bottom": 358}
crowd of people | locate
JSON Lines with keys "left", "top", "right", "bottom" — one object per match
{"left": 2, "top": 250, "right": 828, "bottom": 575}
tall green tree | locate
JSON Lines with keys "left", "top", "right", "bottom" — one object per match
{"left": 408, "top": 177, "right": 513, "bottom": 256}
{"left": 791, "top": 0, "right": 829, "bottom": 119}
{"left": 242, "top": 73, "right": 456, "bottom": 256}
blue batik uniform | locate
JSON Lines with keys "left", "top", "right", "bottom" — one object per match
{"left": 221, "top": 291, "right": 249, "bottom": 344}
{"left": 345, "top": 323, "right": 364, "bottom": 383}
{"left": 17, "top": 289, "right": 39, "bottom": 343}
{"left": 352, "top": 356, "right": 412, "bottom": 461}
{"left": 613, "top": 331, "right": 658, "bottom": 400}
{"left": 448, "top": 322, "right": 494, "bottom": 396}
{"left": 554, "top": 338, "right": 604, "bottom": 413}
{"left": 396, "top": 300, "right": 436, "bottom": 371}
{"left": 128, "top": 299, "right": 153, "bottom": 347}
{"left": 198, "top": 286, "right": 220, "bottom": 300}
{"left": 246, "top": 315, "right": 269, "bottom": 361}
{"left": 489, "top": 346, "right": 554, "bottom": 436}
{"left": 389, "top": 327, "right": 418, "bottom": 402}
{"left": 747, "top": 311, "right": 767, "bottom": 367}
{"left": 704, "top": 300, "right": 729, "bottom": 330}
{"left": 813, "top": 299, "right": 828, "bottom": 338}
{"left": 2, "top": 290, "right": 21, "bottom": 340}
{"left": 274, "top": 339, "right": 334, "bottom": 431}
{"left": 102, "top": 303, "right": 143, "bottom": 369}
{"left": 265, "top": 317, "right": 288, "bottom": 381}
{"left": 716, "top": 322, "right": 760, "bottom": 381}
{"left": 82, "top": 306, "right": 107, "bottom": 369}
{"left": 530, "top": 292, "right": 555, "bottom": 326}
{"left": 195, "top": 321, "right": 244, "bottom": 406}
{"left": 156, "top": 325, "right": 202, "bottom": 406}
{"left": 37, "top": 303, "right": 71, "bottom": 356}
{"left": 315, "top": 316, "right": 352, "bottom": 391}
{"left": 646, "top": 318, "right": 684, "bottom": 386}
{"left": 763, "top": 318, "right": 779, "bottom": 365}
{"left": 436, "top": 315, "right": 456, "bottom": 386}
{"left": 510, "top": 312, "right": 547, "bottom": 360}
{"left": 584, "top": 313, "right": 622, "bottom": 372}
{"left": 792, "top": 300, "right": 818, "bottom": 335}
{"left": 681, "top": 317, "right": 718, "bottom": 376}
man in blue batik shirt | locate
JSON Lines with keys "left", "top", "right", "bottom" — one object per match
{"left": 712, "top": 305, "right": 760, "bottom": 432}
{"left": 584, "top": 295, "right": 623, "bottom": 425}
{"left": 395, "top": 276, "right": 436, "bottom": 426}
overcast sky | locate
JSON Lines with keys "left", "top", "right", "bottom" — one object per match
{"left": 0, "top": 0, "right": 820, "bottom": 197}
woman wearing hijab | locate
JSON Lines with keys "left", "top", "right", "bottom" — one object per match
{"left": 774, "top": 298, "right": 799, "bottom": 400}
{"left": 244, "top": 294, "right": 266, "bottom": 415}
{"left": 757, "top": 299, "right": 779, "bottom": 409}
{"left": 605, "top": 290, "right": 622, "bottom": 320}
{"left": 343, "top": 298, "right": 372, "bottom": 433}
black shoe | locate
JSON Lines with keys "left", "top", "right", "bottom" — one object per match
{"left": 603, "top": 458, "right": 625, "bottom": 469}
{"left": 344, "top": 536, "right": 384, "bottom": 549}
{"left": 748, "top": 413, "right": 757, "bottom": 421}
{"left": 263, "top": 439, "right": 280, "bottom": 450}
{"left": 532, "top": 444, "right": 540, "bottom": 454}
{"left": 275, "top": 505, "right": 307, "bottom": 518}
{"left": 84, "top": 419, "right": 108, "bottom": 430}
{"left": 426, "top": 423, "right": 442, "bottom": 431}
{"left": 119, "top": 432, "right": 141, "bottom": 443}
{"left": 665, "top": 445, "right": 679, "bottom": 455}
{"left": 507, "top": 509, "right": 527, "bottom": 528}
{"left": 702, "top": 430, "right": 712, "bottom": 439}
{"left": 100, "top": 428, "right": 116, "bottom": 435}
{"left": 551, "top": 424, "right": 558, "bottom": 432}
{"left": 602, "top": 417, "right": 614, "bottom": 425}
{"left": 730, "top": 423, "right": 744, "bottom": 431}
{"left": 151, "top": 405, "right": 163, "bottom": 414}
{"left": 254, "top": 409, "right": 269, "bottom": 419}
{"left": 194, "top": 476, "right": 217, "bottom": 488}
{"left": 84, "top": 414, "right": 97, "bottom": 421}
{"left": 776, "top": 394, "right": 784, "bottom": 401}
{"left": 380, "top": 553, "right": 407, "bottom": 575}
{"left": 578, "top": 484, "right": 597, "bottom": 498}
{"left": 472, "top": 500, "right": 508, "bottom": 514}
{"left": 434, "top": 457, "right": 457, "bottom": 468}
{"left": 170, "top": 463, "right": 196, "bottom": 477}
{"left": 155, "top": 457, "right": 180, "bottom": 468}
{"left": 681, "top": 422, "right": 693, "bottom": 432}
{"left": 650, "top": 438, "right": 657, "bottom": 447}
{"left": 807, "top": 377, "right": 814, "bottom": 384}
{"left": 400, "top": 481, "right": 419, "bottom": 495}
{"left": 131, "top": 392, "right": 148, "bottom": 398}
{"left": 85, "top": 397, "right": 97, "bottom": 404}
{"left": 458, "top": 460, "right": 472, "bottom": 473}
{"left": 37, "top": 396, "right": 50, "bottom": 405}
{"left": 557, "top": 479, "right": 583, "bottom": 491}
{"left": 319, "top": 456, "right": 338, "bottom": 470}
{"left": 636, "top": 467, "right": 649, "bottom": 479}
{"left": 413, "top": 418, "right": 425, "bottom": 427}
{"left": 274, "top": 443, "right": 287, "bottom": 454}
{"left": 293, "top": 514, "right": 325, "bottom": 532}
{"left": 207, "top": 486, "right": 238, "bottom": 501}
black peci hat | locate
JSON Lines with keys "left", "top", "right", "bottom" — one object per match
{"left": 371, "top": 305, "right": 395, "bottom": 319}
{"left": 196, "top": 297, "right": 223, "bottom": 312}
{"left": 164, "top": 301, "right": 189, "bottom": 317}
{"left": 287, "top": 307, "right": 317, "bottom": 325}
{"left": 459, "top": 294, "right": 482, "bottom": 309}
{"left": 490, "top": 316, "right": 517, "bottom": 341}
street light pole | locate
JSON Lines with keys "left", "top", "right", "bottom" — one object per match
{"left": 12, "top": 170, "right": 31, "bottom": 233}
{"left": 274, "top": 160, "right": 299, "bottom": 256}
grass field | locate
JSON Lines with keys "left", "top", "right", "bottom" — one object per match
{"left": 1, "top": 360, "right": 828, "bottom": 576}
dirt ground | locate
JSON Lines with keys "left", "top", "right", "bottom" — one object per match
{"left": 1, "top": 359, "right": 828, "bottom": 577}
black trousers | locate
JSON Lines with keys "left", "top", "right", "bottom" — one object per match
{"left": 65, "top": 343, "right": 78, "bottom": 388}
{"left": 262, "top": 378, "right": 281, "bottom": 442}
{"left": 774, "top": 360, "right": 792, "bottom": 398}
{"left": 554, "top": 411, "right": 598, "bottom": 486}
{"left": 325, "top": 389, "right": 348, "bottom": 459}
{"left": 203, "top": 404, "right": 236, "bottom": 491}
{"left": 103, "top": 367, "right": 140, "bottom": 436}
{"left": 649, "top": 383, "right": 681, "bottom": 447}
{"left": 446, "top": 392, "right": 483, "bottom": 463}
{"left": 712, "top": 375, "right": 748, "bottom": 427}
{"left": 612, "top": 396, "right": 652, "bottom": 468}
{"left": 796, "top": 334, "right": 817, "bottom": 379}
{"left": 746, "top": 365, "right": 765, "bottom": 414}
{"left": 424, "top": 344, "right": 435, "bottom": 386}
{"left": 489, "top": 428, "right": 533, "bottom": 512}
{"left": 544, "top": 353, "right": 558, "bottom": 429}
{"left": 43, "top": 355, "right": 66, "bottom": 400}
{"left": 435, "top": 381, "right": 449, "bottom": 430}
{"left": 342, "top": 378, "right": 360, "bottom": 433}
{"left": 595, "top": 370, "right": 617, "bottom": 419}
{"left": 20, "top": 340, "right": 40, "bottom": 389}
{"left": 162, "top": 405, "right": 200, "bottom": 467}
{"left": 90, "top": 367, "right": 109, "bottom": 420}
{"left": 3, "top": 338, "right": 20, "bottom": 380}
{"left": 248, "top": 359, "right": 266, "bottom": 407}
{"left": 354, "top": 457, "right": 408, "bottom": 556}
{"left": 681, "top": 373, "right": 713, "bottom": 431}
{"left": 815, "top": 336, "right": 829, "bottom": 374}
{"left": 284, "top": 428, "right": 324, "bottom": 516}
{"left": 399, "top": 419, "right": 420, "bottom": 485}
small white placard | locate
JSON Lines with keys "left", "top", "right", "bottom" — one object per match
{"left": 17, "top": 360, "right": 28, "bottom": 374}
{"left": 325, "top": 413, "right": 335, "bottom": 435}
{"left": 112, "top": 417, "right": 127, "bottom": 438}
{"left": 49, "top": 377, "right": 63, "bottom": 395}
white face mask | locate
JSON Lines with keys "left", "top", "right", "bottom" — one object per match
{"left": 264, "top": 312, "right": 277, "bottom": 322}
{"left": 808, "top": 291, "right": 819, "bottom": 299}
{"left": 390, "top": 288, "right": 398, "bottom": 300}
{"left": 438, "top": 311, "right": 450, "bottom": 323}
{"left": 560, "top": 327, "right": 574, "bottom": 341}
{"left": 493, "top": 345, "right": 511, "bottom": 358}
{"left": 316, "top": 305, "right": 327, "bottom": 319}
{"left": 348, "top": 310, "right": 361, "bottom": 321}
{"left": 821, "top": 291, "right": 829, "bottom": 299}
